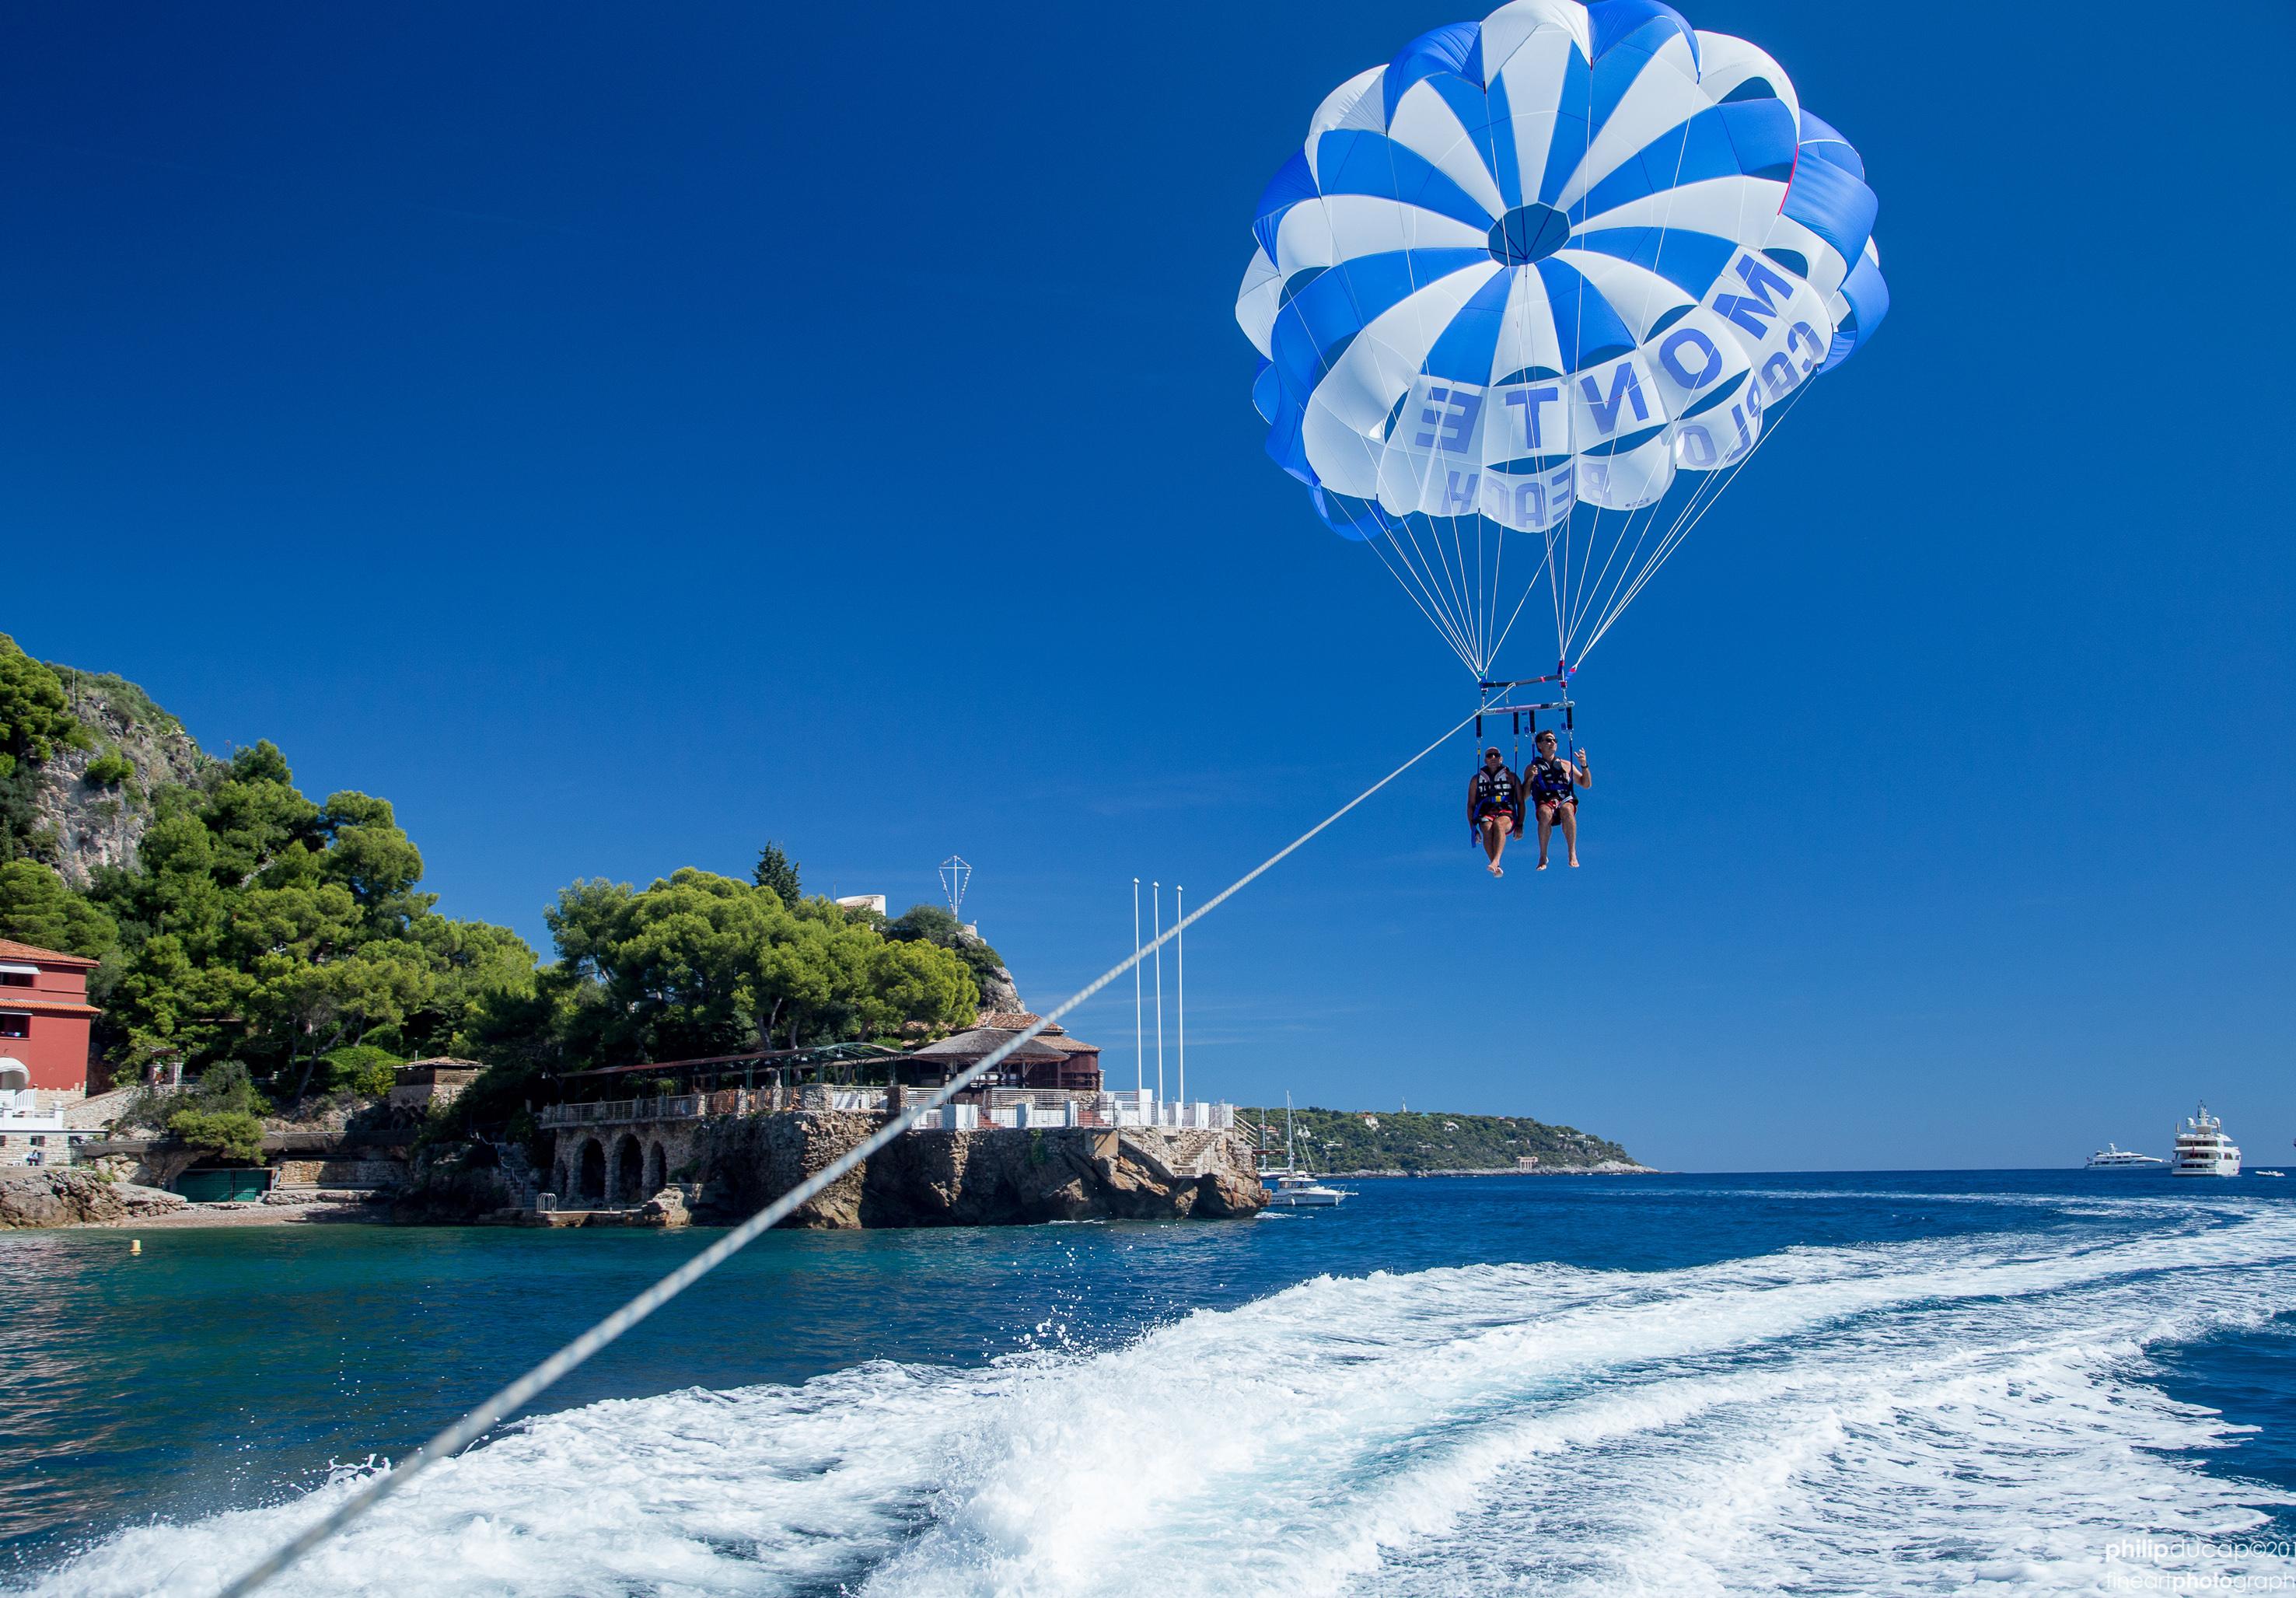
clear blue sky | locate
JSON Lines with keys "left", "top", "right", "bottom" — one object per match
{"left": 4, "top": 2, "right": 2289, "bottom": 1170}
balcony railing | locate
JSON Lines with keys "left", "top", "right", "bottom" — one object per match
{"left": 536, "top": 1094, "right": 704, "bottom": 1128}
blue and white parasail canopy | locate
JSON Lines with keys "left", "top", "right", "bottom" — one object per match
{"left": 1236, "top": 0, "right": 1889, "bottom": 673}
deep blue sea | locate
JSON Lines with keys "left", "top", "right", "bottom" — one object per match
{"left": 7, "top": 1171, "right": 2296, "bottom": 1595}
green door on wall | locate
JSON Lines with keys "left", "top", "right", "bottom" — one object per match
{"left": 173, "top": 1168, "right": 273, "bottom": 1203}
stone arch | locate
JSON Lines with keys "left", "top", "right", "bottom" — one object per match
{"left": 643, "top": 1140, "right": 666, "bottom": 1197}
{"left": 576, "top": 1138, "right": 606, "bottom": 1203}
{"left": 613, "top": 1134, "right": 644, "bottom": 1204}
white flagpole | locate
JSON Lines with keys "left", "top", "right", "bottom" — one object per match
{"left": 1151, "top": 881, "right": 1165, "bottom": 1109}
{"left": 1131, "top": 879, "right": 1143, "bottom": 1095}
{"left": 1176, "top": 884, "right": 1186, "bottom": 1110}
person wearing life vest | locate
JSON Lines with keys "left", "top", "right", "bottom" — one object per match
{"left": 1524, "top": 729, "right": 1592, "bottom": 869}
{"left": 1466, "top": 746, "right": 1523, "bottom": 877}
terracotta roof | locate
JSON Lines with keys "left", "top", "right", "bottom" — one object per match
{"left": 0, "top": 939, "right": 100, "bottom": 970}
{"left": 976, "top": 1009, "right": 1063, "bottom": 1034}
{"left": 0, "top": 997, "right": 101, "bottom": 1016}
{"left": 910, "top": 1026, "right": 1068, "bottom": 1064}
{"left": 971, "top": 1011, "right": 1101, "bottom": 1054}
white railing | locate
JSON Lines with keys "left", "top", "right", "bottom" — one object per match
{"left": 904, "top": 1094, "right": 1236, "bottom": 1134}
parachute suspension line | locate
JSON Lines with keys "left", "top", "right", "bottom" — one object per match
{"left": 1578, "top": 383, "right": 1814, "bottom": 660}
{"left": 1386, "top": 528, "right": 1478, "bottom": 670}
{"left": 1470, "top": 512, "right": 1485, "bottom": 672}
{"left": 212, "top": 706, "right": 1486, "bottom": 1598}
{"left": 1547, "top": 522, "right": 1571, "bottom": 668}
{"left": 1485, "top": 533, "right": 1557, "bottom": 671}
{"left": 1484, "top": 506, "right": 1515, "bottom": 675}
{"left": 1394, "top": 514, "right": 1479, "bottom": 671}
{"left": 1367, "top": 533, "right": 1476, "bottom": 673}
{"left": 1567, "top": 491, "right": 1669, "bottom": 659}
{"left": 1613, "top": 380, "right": 1815, "bottom": 633}
{"left": 1377, "top": 519, "right": 1472, "bottom": 668}
{"left": 1439, "top": 514, "right": 1480, "bottom": 666}
{"left": 1451, "top": 519, "right": 1487, "bottom": 666}
{"left": 1564, "top": 496, "right": 1639, "bottom": 655}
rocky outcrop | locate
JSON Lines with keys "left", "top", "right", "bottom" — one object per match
{"left": 635, "top": 1187, "right": 692, "bottom": 1228}
{"left": 391, "top": 1139, "right": 532, "bottom": 1221}
{"left": 29, "top": 669, "right": 212, "bottom": 887}
{"left": 691, "top": 1113, "right": 1267, "bottom": 1229}
{"left": 974, "top": 960, "right": 1022, "bottom": 1014}
{"left": 0, "top": 1169, "right": 187, "bottom": 1228}
{"left": 696, "top": 1110, "right": 880, "bottom": 1227}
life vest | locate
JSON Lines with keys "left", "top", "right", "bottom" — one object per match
{"left": 1526, "top": 755, "right": 1576, "bottom": 802}
{"left": 1473, "top": 764, "right": 1519, "bottom": 809}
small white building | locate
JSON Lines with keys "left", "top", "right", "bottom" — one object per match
{"left": 0, "top": 1057, "right": 96, "bottom": 1166}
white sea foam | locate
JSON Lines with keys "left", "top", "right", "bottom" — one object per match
{"left": 22, "top": 1197, "right": 2296, "bottom": 1597}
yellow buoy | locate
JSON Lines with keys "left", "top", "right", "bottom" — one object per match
{"left": 130, "top": 1239, "right": 142, "bottom": 1254}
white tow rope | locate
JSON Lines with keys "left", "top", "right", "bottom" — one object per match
{"left": 215, "top": 706, "right": 1480, "bottom": 1597}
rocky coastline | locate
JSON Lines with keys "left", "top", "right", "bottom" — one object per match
{"left": 398, "top": 1111, "right": 1269, "bottom": 1229}
{"left": 0, "top": 1168, "right": 188, "bottom": 1229}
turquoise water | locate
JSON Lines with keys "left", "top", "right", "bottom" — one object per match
{"left": 6, "top": 1172, "right": 2296, "bottom": 1594}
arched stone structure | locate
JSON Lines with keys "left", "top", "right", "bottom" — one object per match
{"left": 643, "top": 1140, "right": 666, "bottom": 1197}
{"left": 576, "top": 1137, "right": 606, "bottom": 1202}
{"left": 612, "top": 1134, "right": 644, "bottom": 1203}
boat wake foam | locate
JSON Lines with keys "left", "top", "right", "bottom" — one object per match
{"left": 23, "top": 1198, "right": 2296, "bottom": 1596}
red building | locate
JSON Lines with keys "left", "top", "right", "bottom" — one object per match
{"left": 0, "top": 939, "right": 100, "bottom": 1096}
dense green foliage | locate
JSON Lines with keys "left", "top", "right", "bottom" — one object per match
{"left": 0, "top": 633, "right": 90, "bottom": 781}
{"left": 72, "top": 740, "right": 540, "bottom": 1094}
{"left": 750, "top": 841, "right": 802, "bottom": 906}
{"left": 0, "top": 633, "right": 94, "bottom": 861}
{"left": 438, "top": 870, "right": 980, "bottom": 1141}
{"left": 529, "top": 868, "right": 974, "bottom": 1063}
{"left": 1235, "top": 1105, "right": 1640, "bottom": 1173}
{"left": 161, "top": 1061, "right": 270, "bottom": 1161}
{"left": 82, "top": 751, "right": 134, "bottom": 789}
{"left": 0, "top": 859, "right": 117, "bottom": 958}
{"left": 318, "top": 1043, "right": 404, "bottom": 1100}
{"left": 166, "top": 1107, "right": 266, "bottom": 1161}
{"left": 884, "top": 904, "right": 1007, "bottom": 998}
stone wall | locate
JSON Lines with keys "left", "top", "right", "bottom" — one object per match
{"left": 272, "top": 1158, "right": 407, "bottom": 1190}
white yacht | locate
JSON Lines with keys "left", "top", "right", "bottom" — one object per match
{"left": 1264, "top": 1170, "right": 1349, "bottom": 1208}
{"left": 2170, "top": 1103, "right": 2242, "bottom": 1177}
{"left": 2084, "top": 1142, "right": 2167, "bottom": 1171}
{"left": 1260, "top": 1094, "right": 1350, "bottom": 1210}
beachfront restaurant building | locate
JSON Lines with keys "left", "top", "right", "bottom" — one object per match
{"left": 907, "top": 1017, "right": 1105, "bottom": 1096}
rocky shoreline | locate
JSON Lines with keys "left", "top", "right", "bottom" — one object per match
{"left": 397, "top": 1113, "right": 1270, "bottom": 1229}
{"left": 0, "top": 1168, "right": 188, "bottom": 1228}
